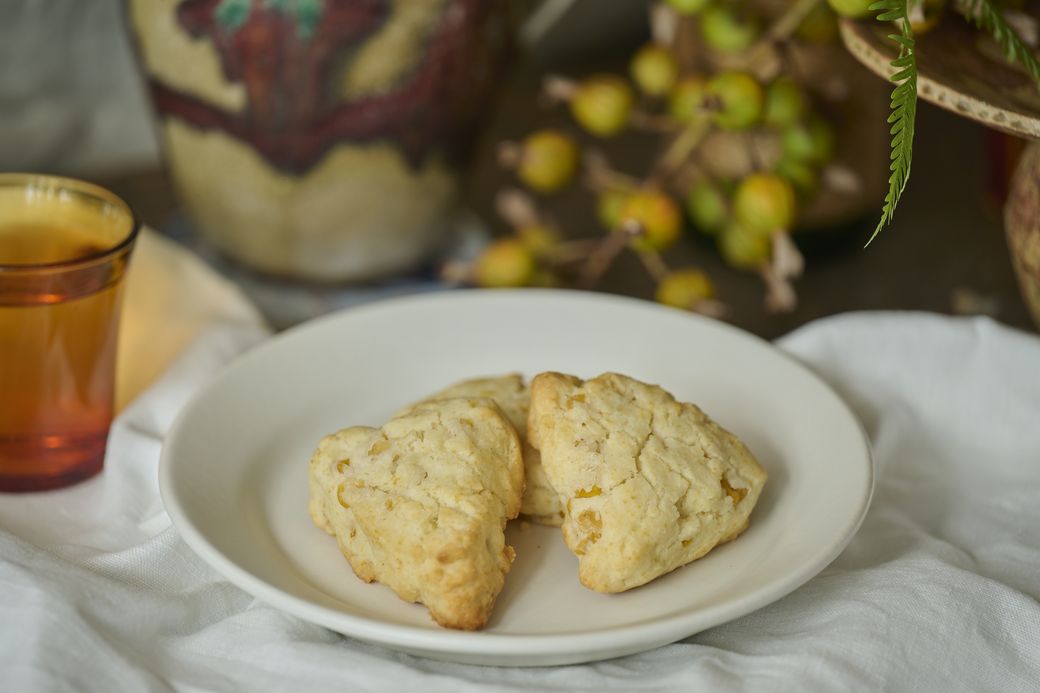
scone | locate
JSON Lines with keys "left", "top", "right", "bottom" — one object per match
{"left": 308, "top": 397, "right": 524, "bottom": 630}
{"left": 402, "top": 375, "right": 565, "bottom": 526}
{"left": 528, "top": 372, "right": 767, "bottom": 593}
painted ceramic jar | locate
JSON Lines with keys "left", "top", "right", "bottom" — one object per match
{"left": 129, "top": 0, "right": 511, "bottom": 281}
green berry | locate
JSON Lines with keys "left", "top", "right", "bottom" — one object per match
{"left": 571, "top": 75, "right": 634, "bottom": 137}
{"left": 764, "top": 78, "right": 807, "bottom": 128}
{"left": 516, "top": 130, "right": 579, "bottom": 193}
{"left": 597, "top": 189, "right": 629, "bottom": 230}
{"left": 619, "top": 190, "right": 682, "bottom": 252}
{"left": 733, "top": 173, "right": 797, "bottom": 234}
{"left": 707, "top": 71, "right": 764, "bottom": 130}
{"left": 808, "top": 119, "right": 835, "bottom": 162}
{"left": 665, "top": 0, "right": 712, "bottom": 14}
{"left": 826, "top": 0, "right": 874, "bottom": 19}
{"left": 719, "top": 223, "right": 771, "bottom": 269}
{"left": 630, "top": 43, "right": 679, "bottom": 98}
{"left": 782, "top": 125, "right": 815, "bottom": 161}
{"left": 474, "top": 239, "right": 536, "bottom": 287}
{"left": 782, "top": 118, "right": 835, "bottom": 164}
{"left": 701, "top": 5, "right": 759, "bottom": 53}
{"left": 668, "top": 76, "right": 708, "bottom": 124}
{"left": 685, "top": 180, "right": 729, "bottom": 235}
{"left": 775, "top": 157, "right": 820, "bottom": 197}
{"left": 656, "top": 269, "right": 714, "bottom": 310}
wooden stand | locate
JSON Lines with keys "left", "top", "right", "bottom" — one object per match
{"left": 841, "top": 13, "right": 1040, "bottom": 327}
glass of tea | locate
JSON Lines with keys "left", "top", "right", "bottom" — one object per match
{"left": 0, "top": 174, "right": 139, "bottom": 492}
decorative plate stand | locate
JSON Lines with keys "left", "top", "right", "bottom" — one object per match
{"left": 841, "top": 14, "right": 1040, "bottom": 327}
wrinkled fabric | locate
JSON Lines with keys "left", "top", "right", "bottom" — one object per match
{"left": 1, "top": 312, "right": 1038, "bottom": 692}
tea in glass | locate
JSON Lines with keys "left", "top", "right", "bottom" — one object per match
{"left": 0, "top": 174, "right": 138, "bottom": 492}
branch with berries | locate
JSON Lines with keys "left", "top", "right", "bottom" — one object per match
{"left": 447, "top": 0, "right": 1040, "bottom": 317}
{"left": 445, "top": 0, "right": 854, "bottom": 315}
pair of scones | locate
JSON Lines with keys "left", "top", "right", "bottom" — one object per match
{"left": 308, "top": 371, "right": 767, "bottom": 629}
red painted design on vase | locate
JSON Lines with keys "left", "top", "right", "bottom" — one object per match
{"left": 151, "top": 0, "right": 510, "bottom": 174}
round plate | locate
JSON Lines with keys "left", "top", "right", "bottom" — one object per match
{"left": 160, "top": 290, "right": 873, "bottom": 666}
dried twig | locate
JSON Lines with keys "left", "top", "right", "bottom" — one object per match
{"left": 737, "top": 0, "right": 826, "bottom": 78}
{"left": 636, "top": 249, "right": 670, "bottom": 283}
{"left": 760, "top": 263, "right": 798, "bottom": 312}
{"left": 759, "top": 231, "right": 804, "bottom": 313}
{"left": 630, "top": 109, "right": 681, "bottom": 133}
{"left": 543, "top": 238, "right": 601, "bottom": 265}
{"left": 651, "top": 115, "right": 712, "bottom": 183}
{"left": 578, "top": 223, "right": 640, "bottom": 288}
{"left": 542, "top": 75, "right": 577, "bottom": 104}
{"left": 771, "top": 231, "right": 804, "bottom": 279}
{"left": 692, "top": 298, "right": 730, "bottom": 318}
{"left": 494, "top": 189, "right": 540, "bottom": 228}
{"left": 649, "top": 2, "right": 679, "bottom": 45}
{"left": 822, "top": 164, "right": 862, "bottom": 194}
{"left": 440, "top": 260, "right": 473, "bottom": 285}
{"left": 583, "top": 149, "right": 642, "bottom": 193}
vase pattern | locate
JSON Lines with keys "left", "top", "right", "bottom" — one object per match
{"left": 129, "top": 0, "right": 510, "bottom": 280}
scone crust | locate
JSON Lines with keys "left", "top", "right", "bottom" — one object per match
{"left": 309, "top": 397, "right": 524, "bottom": 629}
{"left": 529, "top": 372, "right": 767, "bottom": 593}
{"left": 402, "top": 375, "right": 564, "bottom": 527}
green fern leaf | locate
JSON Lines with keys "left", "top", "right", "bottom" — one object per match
{"left": 957, "top": 0, "right": 1040, "bottom": 84}
{"left": 866, "top": 1, "right": 918, "bottom": 245}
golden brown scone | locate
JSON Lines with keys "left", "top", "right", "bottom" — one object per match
{"left": 401, "top": 375, "right": 564, "bottom": 527}
{"left": 308, "top": 397, "right": 524, "bottom": 630}
{"left": 528, "top": 372, "right": 767, "bottom": 593}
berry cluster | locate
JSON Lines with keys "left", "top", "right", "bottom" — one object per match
{"left": 454, "top": 0, "right": 870, "bottom": 314}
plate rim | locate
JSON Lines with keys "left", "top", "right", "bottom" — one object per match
{"left": 159, "top": 289, "right": 874, "bottom": 660}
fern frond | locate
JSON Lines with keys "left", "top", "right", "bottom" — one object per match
{"left": 866, "top": 1, "right": 918, "bottom": 245}
{"left": 956, "top": 0, "right": 1040, "bottom": 84}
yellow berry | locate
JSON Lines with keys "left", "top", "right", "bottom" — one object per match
{"left": 619, "top": 190, "right": 683, "bottom": 252}
{"left": 719, "top": 224, "right": 771, "bottom": 269}
{"left": 517, "top": 130, "right": 579, "bottom": 193}
{"left": 571, "top": 75, "right": 634, "bottom": 137}
{"left": 630, "top": 43, "right": 679, "bottom": 98}
{"left": 733, "top": 173, "right": 797, "bottom": 235}
{"left": 656, "top": 269, "right": 714, "bottom": 310}
{"left": 474, "top": 239, "right": 536, "bottom": 287}
{"left": 668, "top": 76, "right": 708, "bottom": 124}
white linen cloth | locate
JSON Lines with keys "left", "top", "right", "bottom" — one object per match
{"left": 2, "top": 310, "right": 1039, "bottom": 692}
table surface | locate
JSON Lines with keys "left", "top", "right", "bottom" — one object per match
{"left": 98, "top": 42, "right": 1037, "bottom": 341}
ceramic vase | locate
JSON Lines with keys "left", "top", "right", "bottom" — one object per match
{"left": 128, "top": 0, "right": 512, "bottom": 281}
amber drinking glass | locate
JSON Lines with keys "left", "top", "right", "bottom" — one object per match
{"left": 0, "top": 174, "right": 139, "bottom": 492}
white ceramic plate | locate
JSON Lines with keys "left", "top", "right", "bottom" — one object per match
{"left": 160, "top": 290, "right": 873, "bottom": 666}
